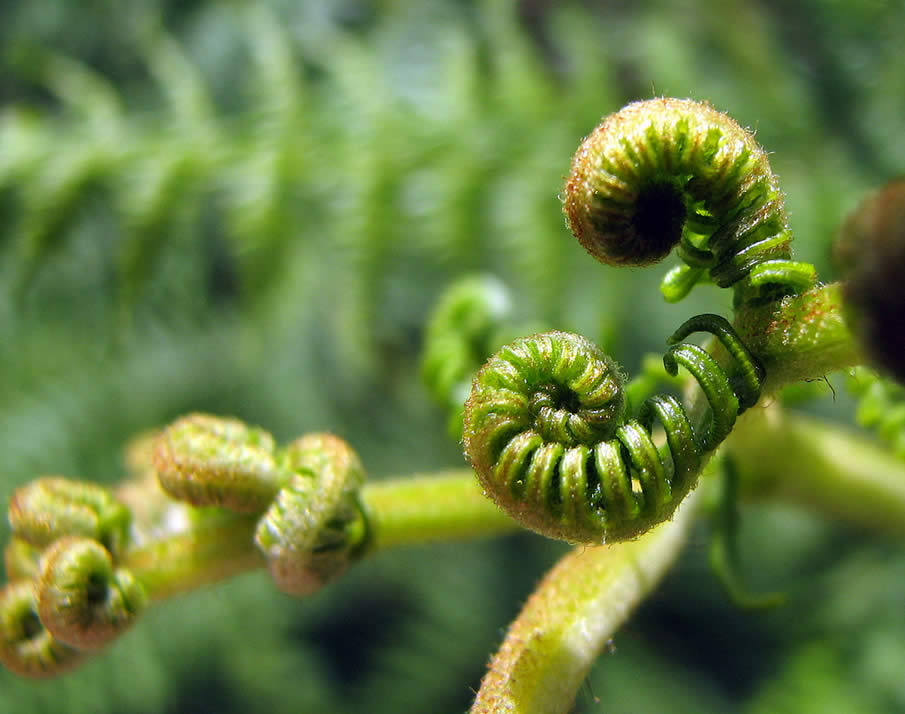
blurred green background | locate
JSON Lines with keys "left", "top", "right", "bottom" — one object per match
{"left": 1, "top": 1, "right": 904, "bottom": 712}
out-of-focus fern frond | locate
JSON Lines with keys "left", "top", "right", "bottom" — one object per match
{"left": 0, "top": 4, "right": 628, "bottom": 337}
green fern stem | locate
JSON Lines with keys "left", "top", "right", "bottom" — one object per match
{"left": 727, "top": 404, "right": 905, "bottom": 535}
{"left": 733, "top": 282, "right": 860, "bottom": 393}
{"left": 359, "top": 471, "right": 517, "bottom": 550}
{"left": 125, "top": 472, "right": 514, "bottom": 602}
{"left": 470, "top": 487, "right": 702, "bottom": 714}
{"left": 120, "top": 512, "right": 263, "bottom": 602}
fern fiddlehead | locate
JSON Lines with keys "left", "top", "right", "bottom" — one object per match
{"left": 421, "top": 275, "right": 515, "bottom": 438}
{"left": 34, "top": 537, "right": 147, "bottom": 652}
{"left": 7, "top": 477, "right": 132, "bottom": 557}
{"left": 463, "top": 314, "right": 763, "bottom": 543}
{"left": 0, "top": 416, "right": 372, "bottom": 678}
{"left": 563, "top": 98, "right": 816, "bottom": 304}
{"left": 153, "top": 415, "right": 369, "bottom": 596}
{"left": 0, "top": 480, "right": 145, "bottom": 676}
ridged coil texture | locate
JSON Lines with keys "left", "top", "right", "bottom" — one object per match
{"left": 564, "top": 98, "right": 811, "bottom": 298}
{"left": 463, "top": 315, "right": 763, "bottom": 543}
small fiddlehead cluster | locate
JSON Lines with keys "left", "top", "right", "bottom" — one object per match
{"left": 152, "top": 415, "right": 369, "bottom": 596}
{"left": 463, "top": 315, "right": 763, "bottom": 543}
{"left": 563, "top": 98, "right": 815, "bottom": 304}
{"left": 0, "top": 480, "right": 146, "bottom": 677}
{"left": 0, "top": 415, "right": 371, "bottom": 678}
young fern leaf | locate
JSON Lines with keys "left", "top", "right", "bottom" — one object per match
{"left": 422, "top": 275, "right": 551, "bottom": 439}
{"left": 847, "top": 367, "right": 905, "bottom": 460}
{"left": 563, "top": 98, "right": 816, "bottom": 305}
{"left": 8, "top": 478, "right": 132, "bottom": 557}
{"left": 254, "top": 433, "right": 368, "bottom": 596}
{"left": 153, "top": 415, "right": 369, "bottom": 596}
{"left": 34, "top": 537, "right": 147, "bottom": 652}
{"left": 463, "top": 314, "right": 763, "bottom": 544}
{"left": 0, "top": 481, "right": 144, "bottom": 675}
{"left": 421, "top": 275, "right": 513, "bottom": 431}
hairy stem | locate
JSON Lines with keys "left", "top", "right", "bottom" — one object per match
{"left": 360, "top": 470, "right": 518, "bottom": 552}
{"left": 122, "top": 472, "right": 518, "bottom": 603}
{"left": 123, "top": 513, "right": 262, "bottom": 601}
{"left": 470, "top": 487, "right": 701, "bottom": 714}
{"left": 733, "top": 282, "right": 860, "bottom": 392}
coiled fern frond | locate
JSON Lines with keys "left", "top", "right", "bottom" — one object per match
{"left": 463, "top": 314, "right": 763, "bottom": 543}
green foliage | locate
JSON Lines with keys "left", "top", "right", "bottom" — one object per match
{"left": 1, "top": 1, "right": 904, "bottom": 712}
{"left": 848, "top": 367, "right": 905, "bottom": 460}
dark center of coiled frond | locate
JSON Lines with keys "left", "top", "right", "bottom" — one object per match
{"left": 629, "top": 179, "right": 688, "bottom": 263}
{"left": 84, "top": 573, "right": 108, "bottom": 609}
{"left": 19, "top": 609, "right": 42, "bottom": 641}
{"left": 464, "top": 331, "right": 626, "bottom": 467}
{"left": 530, "top": 385, "right": 590, "bottom": 444}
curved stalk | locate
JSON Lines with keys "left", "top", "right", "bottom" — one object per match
{"left": 470, "top": 488, "right": 701, "bottom": 714}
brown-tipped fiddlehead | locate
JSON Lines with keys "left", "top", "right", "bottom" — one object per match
{"left": 151, "top": 413, "right": 282, "bottom": 513}
{"left": 8, "top": 477, "right": 132, "bottom": 557}
{"left": 463, "top": 314, "right": 763, "bottom": 543}
{"left": 34, "top": 537, "right": 147, "bottom": 652}
{"left": 152, "top": 415, "right": 369, "bottom": 597}
{"left": 0, "top": 479, "right": 146, "bottom": 675}
{"left": 254, "top": 433, "right": 367, "bottom": 596}
{"left": 563, "top": 98, "right": 816, "bottom": 304}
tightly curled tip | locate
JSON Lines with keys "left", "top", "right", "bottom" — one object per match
{"left": 152, "top": 413, "right": 282, "bottom": 513}
{"left": 0, "top": 580, "right": 83, "bottom": 678}
{"left": 563, "top": 98, "right": 810, "bottom": 302}
{"left": 35, "top": 537, "right": 147, "bottom": 652}
{"left": 8, "top": 477, "right": 131, "bottom": 556}
{"left": 463, "top": 331, "right": 628, "bottom": 543}
{"left": 255, "top": 433, "right": 368, "bottom": 596}
{"left": 835, "top": 178, "right": 905, "bottom": 383}
{"left": 463, "top": 321, "right": 762, "bottom": 544}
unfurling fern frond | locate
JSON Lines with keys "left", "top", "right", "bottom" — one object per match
{"left": 563, "top": 98, "right": 816, "bottom": 305}
{"left": 463, "top": 314, "right": 763, "bottom": 543}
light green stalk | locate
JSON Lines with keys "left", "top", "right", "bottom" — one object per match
{"left": 470, "top": 489, "right": 701, "bottom": 714}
